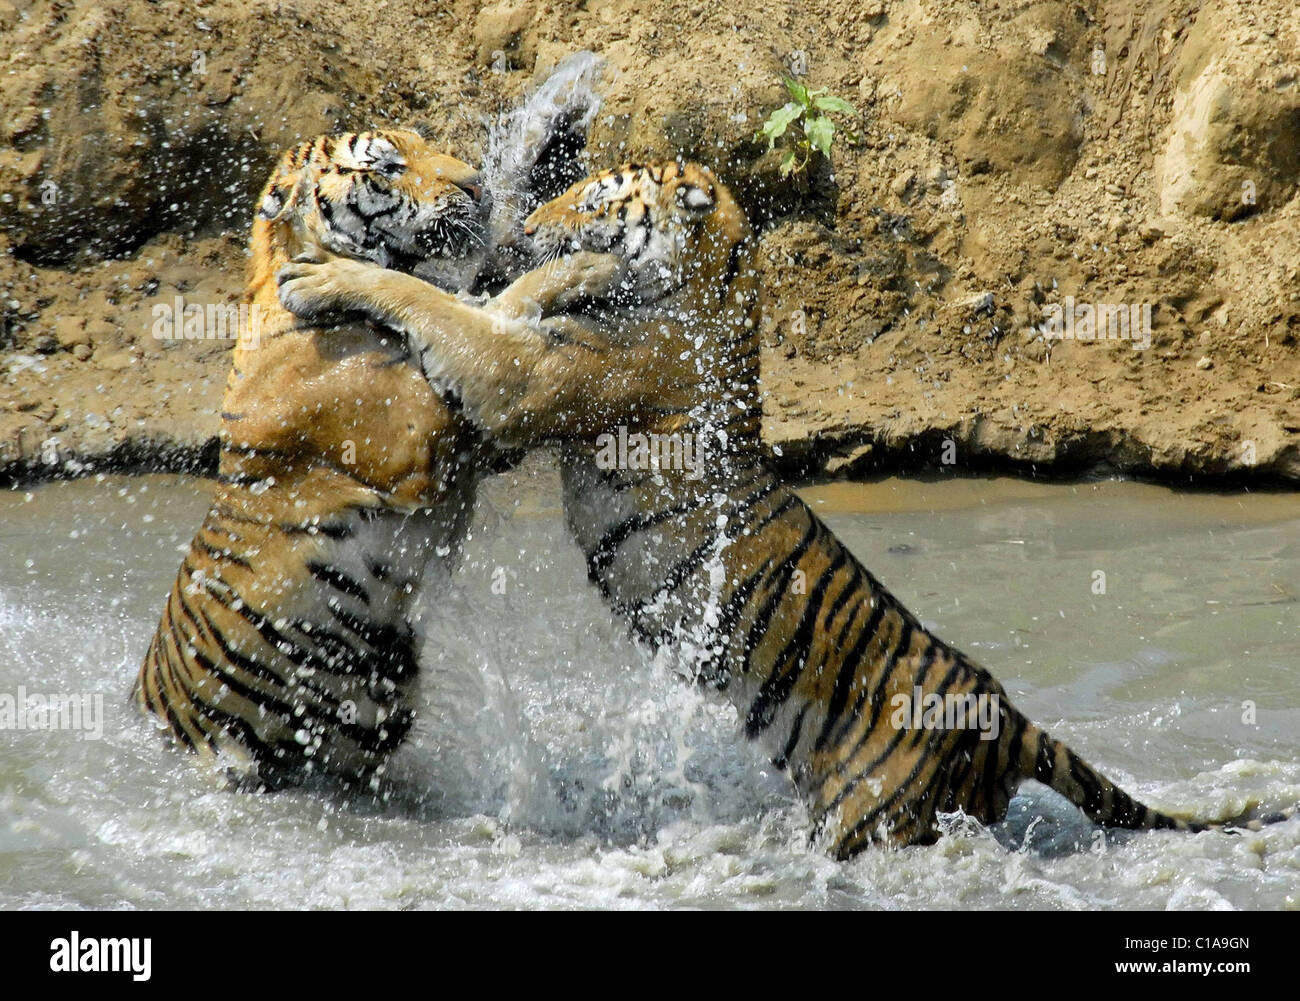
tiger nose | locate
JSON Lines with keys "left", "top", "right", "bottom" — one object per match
{"left": 454, "top": 175, "right": 484, "bottom": 202}
{"left": 523, "top": 223, "right": 536, "bottom": 236}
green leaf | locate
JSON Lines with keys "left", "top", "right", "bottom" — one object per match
{"left": 782, "top": 75, "right": 810, "bottom": 108}
{"left": 779, "top": 149, "right": 798, "bottom": 176}
{"left": 813, "top": 94, "right": 856, "bottom": 116}
{"left": 756, "top": 102, "right": 804, "bottom": 148}
{"left": 805, "top": 115, "right": 835, "bottom": 158}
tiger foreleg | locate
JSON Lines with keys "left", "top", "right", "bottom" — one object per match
{"left": 277, "top": 257, "right": 693, "bottom": 443}
{"left": 276, "top": 253, "right": 623, "bottom": 325}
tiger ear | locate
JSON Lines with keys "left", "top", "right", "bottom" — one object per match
{"left": 257, "top": 181, "right": 293, "bottom": 221}
{"left": 258, "top": 139, "right": 318, "bottom": 221}
{"left": 677, "top": 182, "right": 715, "bottom": 214}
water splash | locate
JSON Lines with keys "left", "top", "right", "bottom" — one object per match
{"left": 480, "top": 51, "right": 606, "bottom": 282}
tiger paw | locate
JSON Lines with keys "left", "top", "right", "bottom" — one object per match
{"left": 496, "top": 251, "right": 627, "bottom": 317}
{"left": 544, "top": 251, "right": 628, "bottom": 312}
{"left": 277, "top": 258, "right": 380, "bottom": 323}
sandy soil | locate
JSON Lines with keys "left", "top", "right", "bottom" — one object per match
{"left": 1, "top": 0, "right": 1297, "bottom": 485}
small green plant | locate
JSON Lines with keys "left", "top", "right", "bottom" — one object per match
{"left": 755, "top": 76, "right": 858, "bottom": 177}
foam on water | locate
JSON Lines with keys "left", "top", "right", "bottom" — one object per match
{"left": 1, "top": 468, "right": 1297, "bottom": 909}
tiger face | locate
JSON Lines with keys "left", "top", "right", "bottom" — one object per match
{"left": 253, "top": 129, "right": 488, "bottom": 293}
{"left": 523, "top": 161, "right": 747, "bottom": 301}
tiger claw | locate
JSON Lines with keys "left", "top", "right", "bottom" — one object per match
{"left": 275, "top": 262, "right": 312, "bottom": 287}
{"left": 277, "top": 262, "right": 353, "bottom": 322}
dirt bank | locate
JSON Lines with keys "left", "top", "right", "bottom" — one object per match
{"left": 2, "top": 0, "right": 1298, "bottom": 486}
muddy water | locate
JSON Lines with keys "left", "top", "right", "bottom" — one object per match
{"left": 1, "top": 461, "right": 1297, "bottom": 909}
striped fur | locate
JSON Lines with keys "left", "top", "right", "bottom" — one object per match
{"left": 134, "top": 130, "right": 494, "bottom": 787}
{"left": 278, "top": 160, "right": 1296, "bottom": 851}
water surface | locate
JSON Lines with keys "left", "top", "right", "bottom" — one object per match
{"left": 1, "top": 461, "right": 1296, "bottom": 909}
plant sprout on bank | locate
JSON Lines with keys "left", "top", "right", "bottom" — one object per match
{"left": 755, "top": 76, "right": 858, "bottom": 177}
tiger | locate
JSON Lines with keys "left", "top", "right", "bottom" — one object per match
{"left": 133, "top": 130, "right": 689, "bottom": 790}
{"left": 274, "top": 160, "right": 1296, "bottom": 854}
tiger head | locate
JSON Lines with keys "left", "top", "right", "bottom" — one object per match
{"left": 522, "top": 160, "right": 752, "bottom": 303}
{"left": 248, "top": 129, "right": 487, "bottom": 302}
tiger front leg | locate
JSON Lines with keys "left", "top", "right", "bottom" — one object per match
{"left": 276, "top": 253, "right": 624, "bottom": 329}
{"left": 276, "top": 256, "right": 401, "bottom": 326}
{"left": 277, "top": 257, "right": 691, "bottom": 445}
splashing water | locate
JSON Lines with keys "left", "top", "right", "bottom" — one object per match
{"left": 479, "top": 51, "right": 606, "bottom": 279}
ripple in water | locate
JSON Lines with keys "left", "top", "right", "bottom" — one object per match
{"left": 1, "top": 466, "right": 1297, "bottom": 909}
